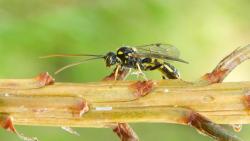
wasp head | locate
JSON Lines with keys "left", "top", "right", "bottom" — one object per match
{"left": 105, "top": 52, "right": 117, "bottom": 67}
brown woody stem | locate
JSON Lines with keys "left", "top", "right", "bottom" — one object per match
{"left": 1, "top": 45, "right": 250, "bottom": 141}
{"left": 0, "top": 80, "right": 250, "bottom": 126}
{"left": 201, "top": 45, "right": 250, "bottom": 84}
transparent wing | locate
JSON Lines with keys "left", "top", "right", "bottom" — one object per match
{"left": 133, "top": 43, "right": 188, "bottom": 63}
{"left": 135, "top": 43, "right": 180, "bottom": 58}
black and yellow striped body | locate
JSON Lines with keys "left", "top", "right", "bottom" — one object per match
{"left": 141, "top": 58, "right": 180, "bottom": 79}
{"left": 158, "top": 63, "right": 180, "bottom": 79}
{"left": 115, "top": 47, "right": 180, "bottom": 79}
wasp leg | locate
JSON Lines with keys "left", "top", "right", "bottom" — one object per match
{"left": 158, "top": 63, "right": 180, "bottom": 79}
{"left": 131, "top": 63, "right": 148, "bottom": 80}
{"left": 114, "top": 65, "right": 121, "bottom": 81}
{"left": 123, "top": 68, "right": 132, "bottom": 80}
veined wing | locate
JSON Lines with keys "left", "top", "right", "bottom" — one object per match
{"left": 133, "top": 43, "right": 188, "bottom": 63}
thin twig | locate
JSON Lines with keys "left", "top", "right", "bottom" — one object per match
{"left": 113, "top": 123, "right": 139, "bottom": 141}
{"left": 201, "top": 45, "right": 250, "bottom": 84}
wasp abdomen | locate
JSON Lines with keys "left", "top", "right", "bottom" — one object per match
{"left": 158, "top": 63, "right": 180, "bottom": 79}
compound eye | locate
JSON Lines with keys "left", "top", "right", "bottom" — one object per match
{"left": 110, "top": 57, "right": 116, "bottom": 65}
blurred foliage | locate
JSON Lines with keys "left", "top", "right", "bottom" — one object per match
{"left": 0, "top": 0, "right": 249, "bottom": 141}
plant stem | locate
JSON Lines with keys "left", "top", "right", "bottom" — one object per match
{"left": 0, "top": 80, "right": 249, "bottom": 127}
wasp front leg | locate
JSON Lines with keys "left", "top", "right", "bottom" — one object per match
{"left": 114, "top": 65, "right": 121, "bottom": 81}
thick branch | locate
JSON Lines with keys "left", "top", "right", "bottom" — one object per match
{"left": 0, "top": 80, "right": 249, "bottom": 126}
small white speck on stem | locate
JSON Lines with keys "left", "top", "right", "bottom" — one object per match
{"left": 164, "top": 89, "right": 169, "bottom": 93}
{"left": 95, "top": 107, "right": 113, "bottom": 111}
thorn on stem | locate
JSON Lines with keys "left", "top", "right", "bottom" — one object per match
{"left": 113, "top": 123, "right": 139, "bottom": 141}
{"left": 0, "top": 114, "right": 38, "bottom": 141}
{"left": 0, "top": 114, "right": 16, "bottom": 133}
{"left": 202, "top": 69, "right": 228, "bottom": 84}
{"left": 0, "top": 72, "right": 55, "bottom": 89}
{"left": 243, "top": 91, "right": 250, "bottom": 112}
{"left": 35, "top": 72, "right": 55, "bottom": 87}
{"left": 129, "top": 80, "right": 154, "bottom": 98}
{"left": 103, "top": 67, "right": 130, "bottom": 81}
{"left": 70, "top": 99, "right": 89, "bottom": 117}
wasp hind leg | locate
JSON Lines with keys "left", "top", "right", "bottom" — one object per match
{"left": 131, "top": 63, "right": 148, "bottom": 80}
{"left": 158, "top": 63, "right": 180, "bottom": 79}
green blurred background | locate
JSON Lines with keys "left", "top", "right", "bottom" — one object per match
{"left": 0, "top": 0, "right": 250, "bottom": 141}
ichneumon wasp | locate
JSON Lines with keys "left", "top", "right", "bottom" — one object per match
{"left": 41, "top": 43, "right": 188, "bottom": 80}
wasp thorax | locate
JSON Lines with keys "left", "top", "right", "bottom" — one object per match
{"left": 105, "top": 52, "right": 117, "bottom": 67}
{"left": 116, "top": 47, "right": 135, "bottom": 63}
